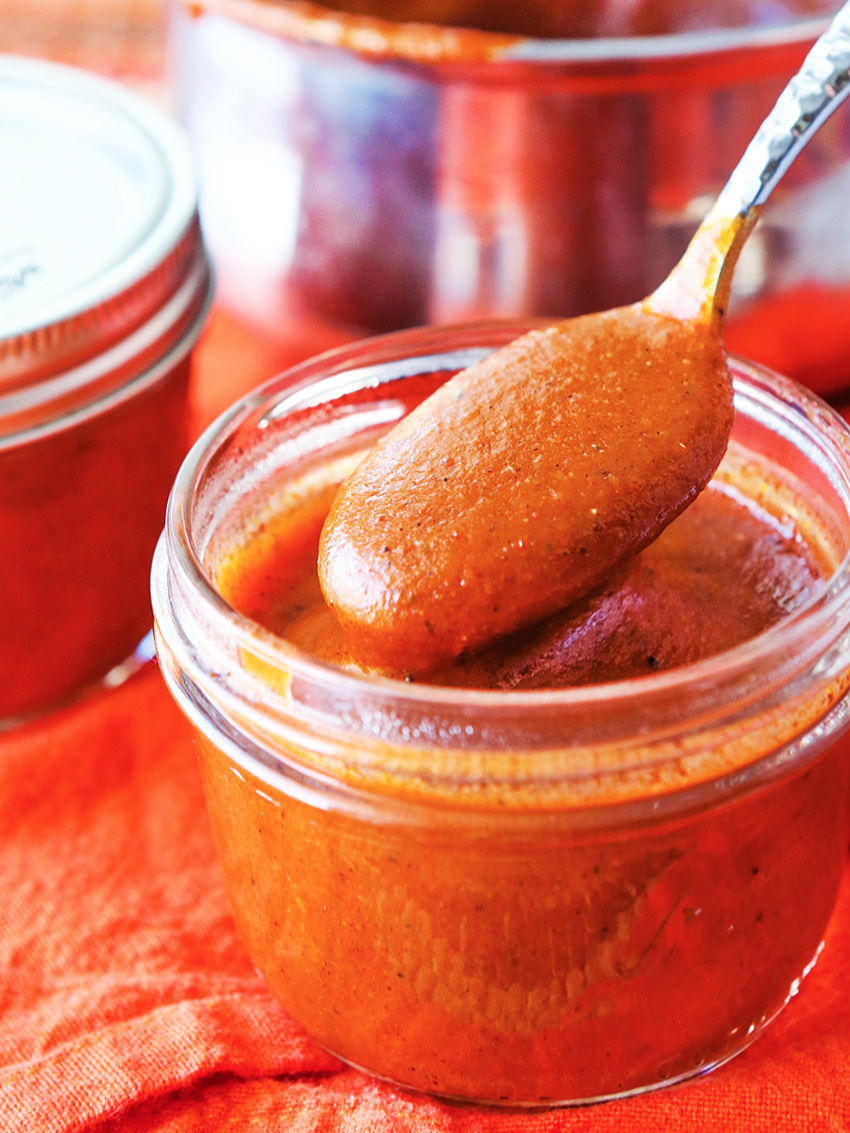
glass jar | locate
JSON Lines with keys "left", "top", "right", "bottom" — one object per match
{"left": 152, "top": 322, "right": 850, "bottom": 1106}
{"left": 0, "top": 56, "right": 213, "bottom": 724}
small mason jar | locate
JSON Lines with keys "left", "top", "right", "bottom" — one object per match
{"left": 0, "top": 56, "right": 213, "bottom": 724}
{"left": 153, "top": 322, "right": 850, "bottom": 1106}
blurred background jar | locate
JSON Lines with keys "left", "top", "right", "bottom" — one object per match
{"left": 0, "top": 55, "right": 212, "bottom": 724}
{"left": 168, "top": 0, "right": 850, "bottom": 399}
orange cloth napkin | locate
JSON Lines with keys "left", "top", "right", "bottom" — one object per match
{"left": 1, "top": 309, "right": 850, "bottom": 1131}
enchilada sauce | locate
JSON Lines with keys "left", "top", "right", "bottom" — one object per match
{"left": 221, "top": 466, "right": 823, "bottom": 686}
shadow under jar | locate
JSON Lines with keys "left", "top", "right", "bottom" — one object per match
{"left": 153, "top": 323, "right": 850, "bottom": 1106}
{"left": 170, "top": 0, "right": 850, "bottom": 397}
{"left": 0, "top": 57, "right": 213, "bottom": 725}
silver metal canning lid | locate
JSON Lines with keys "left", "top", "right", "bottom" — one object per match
{"left": 0, "top": 55, "right": 212, "bottom": 436}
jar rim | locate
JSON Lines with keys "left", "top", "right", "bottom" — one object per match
{"left": 156, "top": 321, "right": 850, "bottom": 735}
{"left": 0, "top": 262, "right": 213, "bottom": 449}
{"left": 185, "top": 0, "right": 831, "bottom": 66}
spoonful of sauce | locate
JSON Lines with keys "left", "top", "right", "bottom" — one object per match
{"left": 319, "top": 6, "right": 850, "bottom": 677}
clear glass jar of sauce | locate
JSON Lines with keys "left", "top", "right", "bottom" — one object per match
{"left": 152, "top": 323, "right": 850, "bottom": 1106}
{"left": 0, "top": 56, "right": 212, "bottom": 725}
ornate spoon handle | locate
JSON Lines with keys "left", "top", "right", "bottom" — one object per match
{"left": 719, "top": 2, "right": 850, "bottom": 215}
{"left": 652, "top": 1, "right": 850, "bottom": 321}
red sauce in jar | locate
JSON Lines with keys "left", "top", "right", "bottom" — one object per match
{"left": 197, "top": 734, "right": 848, "bottom": 1101}
{"left": 219, "top": 454, "right": 824, "bottom": 685}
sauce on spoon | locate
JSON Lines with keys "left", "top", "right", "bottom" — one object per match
{"left": 318, "top": 217, "right": 749, "bottom": 674}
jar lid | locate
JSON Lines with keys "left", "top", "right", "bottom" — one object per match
{"left": 0, "top": 55, "right": 211, "bottom": 425}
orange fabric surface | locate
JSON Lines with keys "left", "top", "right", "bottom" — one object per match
{"left": 2, "top": 660, "right": 850, "bottom": 1133}
{"left": 2, "top": 309, "right": 850, "bottom": 1131}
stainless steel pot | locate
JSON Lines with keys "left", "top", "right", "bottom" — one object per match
{"left": 170, "top": 1, "right": 850, "bottom": 395}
